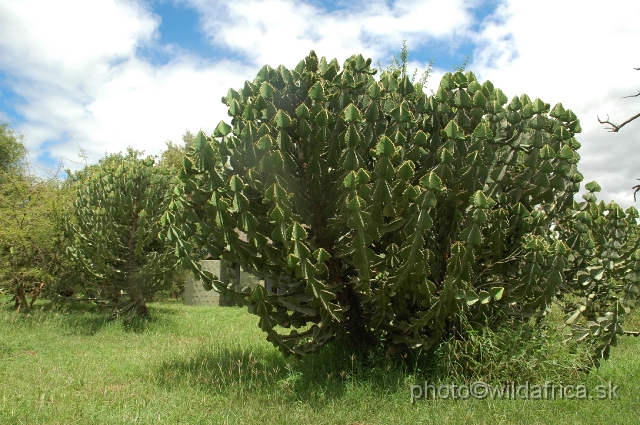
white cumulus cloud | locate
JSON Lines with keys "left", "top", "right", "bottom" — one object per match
{"left": 0, "top": 0, "right": 638, "bottom": 212}
{"left": 470, "top": 0, "right": 640, "bottom": 209}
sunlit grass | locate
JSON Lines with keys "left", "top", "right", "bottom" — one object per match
{"left": 1, "top": 298, "right": 638, "bottom": 424}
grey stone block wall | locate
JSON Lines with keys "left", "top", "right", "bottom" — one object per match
{"left": 184, "top": 260, "right": 224, "bottom": 306}
{"left": 184, "top": 260, "right": 265, "bottom": 306}
{"left": 239, "top": 266, "right": 262, "bottom": 290}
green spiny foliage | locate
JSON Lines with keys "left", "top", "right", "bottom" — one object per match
{"left": 65, "top": 149, "right": 178, "bottom": 319}
{"left": 554, "top": 184, "right": 640, "bottom": 362}
{"left": 166, "top": 51, "right": 640, "bottom": 360}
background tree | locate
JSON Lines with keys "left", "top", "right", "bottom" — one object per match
{"left": 156, "top": 129, "right": 198, "bottom": 299}
{"left": 0, "top": 122, "right": 71, "bottom": 310}
{"left": 65, "top": 148, "right": 179, "bottom": 318}
{"left": 0, "top": 122, "right": 27, "bottom": 174}
{"left": 165, "top": 51, "right": 639, "bottom": 361}
{"left": 159, "top": 129, "right": 196, "bottom": 171}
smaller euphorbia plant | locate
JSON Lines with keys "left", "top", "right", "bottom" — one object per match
{"left": 66, "top": 149, "right": 179, "bottom": 318}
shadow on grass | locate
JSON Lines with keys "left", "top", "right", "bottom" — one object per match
{"left": 153, "top": 342, "right": 420, "bottom": 405}
{"left": 120, "top": 310, "right": 180, "bottom": 334}
{"left": 1, "top": 299, "right": 181, "bottom": 336}
{"left": 151, "top": 317, "right": 603, "bottom": 407}
{"left": 0, "top": 300, "right": 110, "bottom": 336}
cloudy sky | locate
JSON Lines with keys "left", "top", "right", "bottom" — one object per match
{"left": 0, "top": 0, "right": 638, "bottom": 209}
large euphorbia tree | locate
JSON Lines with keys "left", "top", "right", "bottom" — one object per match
{"left": 165, "top": 51, "right": 640, "bottom": 359}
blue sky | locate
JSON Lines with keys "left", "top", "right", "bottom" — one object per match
{"left": 141, "top": 1, "right": 213, "bottom": 64}
{"left": 144, "top": 0, "right": 499, "bottom": 68}
{"left": 0, "top": 0, "right": 639, "bottom": 208}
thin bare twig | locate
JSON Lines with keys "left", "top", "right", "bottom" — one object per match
{"left": 597, "top": 112, "right": 640, "bottom": 132}
{"left": 633, "top": 179, "right": 640, "bottom": 202}
{"left": 598, "top": 67, "right": 640, "bottom": 132}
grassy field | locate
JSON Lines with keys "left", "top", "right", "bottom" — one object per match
{"left": 1, "top": 299, "right": 638, "bottom": 424}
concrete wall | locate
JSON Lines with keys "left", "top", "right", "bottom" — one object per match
{"left": 184, "top": 260, "right": 264, "bottom": 306}
{"left": 184, "top": 260, "right": 225, "bottom": 306}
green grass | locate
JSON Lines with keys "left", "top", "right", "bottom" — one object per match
{"left": 1, "top": 299, "right": 639, "bottom": 424}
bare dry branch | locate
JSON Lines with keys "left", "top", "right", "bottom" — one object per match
{"left": 599, "top": 67, "right": 640, "bottom": 131}
{"left": 633, "top": 179, "right": 640, "bottom": 202}
{"left": 622, "top": 91, "right": 640, "bottom": 99}
{"left": 598, "top": 112, "right": 640, "bottom": 132}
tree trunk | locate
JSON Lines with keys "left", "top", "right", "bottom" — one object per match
{"left": 15, "top": 283, "right": 29, "bottom": 312}
{"left": 129, "top": 283, "right": 148, "bottom": 316}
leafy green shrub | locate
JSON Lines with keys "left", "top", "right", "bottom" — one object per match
{"left": 0, "top": 123, "right": 71, "bottom": 311}
{"left": 433, "top": 315, "right": 595, "bottom": 383}
{"left": 65, "top": 149, "right": 179, "bottom": 318}
{"left": 165, "top": 51, "right": 639, "bottom": 362}
{"left": 0, "top": 122, "right": 27, "bottom": 174}
{"left": 0, "top": 173, "right": 69, "bottom": 310}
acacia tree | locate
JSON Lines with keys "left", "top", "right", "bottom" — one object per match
{"left": 0, "top": 123, "right": 71, "bottom": 310}
{"left": 165, "top": 51, "right": 639, "bottom": 360}
{"left": 65, "top": 149, "right": 178, "bottom": 318}
{"left": 0, "top": 122, "right": 27, "bottom": 173}
{"left": 159, "top": 129, "right": 196, "bottom": 171}
{"left": 1, "top": 176, "right": 71, "bottom": 311}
